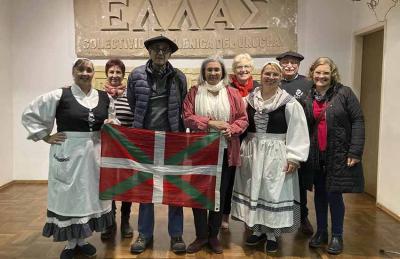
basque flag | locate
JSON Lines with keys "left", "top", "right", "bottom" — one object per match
{"left": 99, "top": 124, "right": 224, "bottom": 211}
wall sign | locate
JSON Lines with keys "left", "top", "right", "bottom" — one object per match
{"left": 74, "top": 0, "right": 297, "bottom": 58}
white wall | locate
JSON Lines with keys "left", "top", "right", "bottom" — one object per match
{"left": 12, "top": 0, "right": 76, "bottom": 180}
{"left": 13, "top": 0, "right": 355, "bottom": 180}
{"left": 297, "top": 0, "right": 355, "bottom": 84}
{"left": 353, "top": 2, "right": 400, "bottom": 216}
{"left": 0, "top": 0, "right": 14, "bottom": 186}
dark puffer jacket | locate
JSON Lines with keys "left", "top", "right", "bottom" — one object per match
{"left": 303, "top": 83, "right": 365, "bottom": 193}
{"left": 126, "top": 60, "right": 187, "bottom": 132}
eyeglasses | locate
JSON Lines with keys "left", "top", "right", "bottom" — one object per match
{"left": 150, "top": 47, "right": 171, "bottom": 54}
{"left": 235, "top": 65, "right": 251, "bottom": 70}
{"left": 280, "top": 60, "right": 299, "bottom": 66}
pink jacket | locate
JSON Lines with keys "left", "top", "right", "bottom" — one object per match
{"left": 183, "top": 85, "right": 249, "bottom": 166}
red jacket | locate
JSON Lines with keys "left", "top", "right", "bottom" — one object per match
{"left": 183, "top": 85, "right": 249, "bottom": 166}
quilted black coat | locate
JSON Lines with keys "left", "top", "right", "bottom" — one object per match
{"left": 303, "top": 83, "right": 365, "bottom": 193}
{"left": 126, "top": 60, "right": 187, "bottom": 132}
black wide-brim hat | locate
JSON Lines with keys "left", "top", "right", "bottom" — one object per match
{"left": 276, "top": 51, "right": 304, "bottom": 61}
{"left": 144, "top": 35, "right": 179, "bottom": 53}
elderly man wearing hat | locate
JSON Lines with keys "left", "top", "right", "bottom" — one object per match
{"left": 127, "top": 35, "right": 187, "bottom": 254}
{"left": 276, "top": 51, "right": 314, "bottom": 236}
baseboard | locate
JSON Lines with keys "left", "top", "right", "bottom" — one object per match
{"left": 377, "top": 202, "right": 400, "bottom": 222}
{"left": 0, "top": 180, "right": 15, "bottom": 190}
{"left": 0, "top": 180, "right": 48, "bottom": 190}
{"left": 13, "top": 180, "right": 48, "bottom": 184}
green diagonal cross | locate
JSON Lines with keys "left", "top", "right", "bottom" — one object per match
{"left": 164, "top": 133, "right": 220, "bottom": 165}
{"left": 165, "top": 175, "right": 215, "bottom": 210}
{"left": 100, "top": 171, "right": 153, "bottom": 199}
{"left": 103, "top": 124, "right": 153, "bottom": 164}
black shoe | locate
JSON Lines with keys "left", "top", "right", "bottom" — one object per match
{"left": 186, "top": 238, "right": 208, "bottom": 253}
{"left": 245, "top": 234, "right": 267, "bottom": 246}
{"left": 300, "top": 217, "right": 314, "bottom": 236}
{"left": 170, "top": 236, "right": 186, "bottom": 253}
{"left": 130, "top": 234, "right": 153, "bottom": 254}
{"left": 264, "top": 240, "right": 278, "bottom": 253}
{"left": 76, "top": 243, "right": 96, "bottom": 257}
{"left": 121, "top": 217, "right": 133, "bottom": 238}
{"left": 60, "top": 247, "right": 75, "bottom": 259}
{"left": 101, "top": 223, "right": 116, "bottom": 240}
{"left": 309, "top": 231, "right": 328, "bottom": 248}
{"left": 327, "top": 236, "right": 343, "bottom": 255}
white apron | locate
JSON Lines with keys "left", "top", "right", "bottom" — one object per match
{"left": 231, "top": 132, "right": 300, "bottom": 228}
{"left": 47, "top": 131, "right": 111, "bottom": 217}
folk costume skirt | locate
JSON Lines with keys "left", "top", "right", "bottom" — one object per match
{"left": 42, "top": 131, "right": 113, "bottom": 241}
{"left": 231, "top": 133, "right": 300, "bottom": 236}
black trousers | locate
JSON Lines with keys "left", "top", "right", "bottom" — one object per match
{"left": 111, "top": 201, "right": 132, "bottom": 218}
{"left": 192, "top": 150, "right": 235, "bottom": 238}
{"left": 298, "top": 167, "right": 309, "bottom": 221}
{"left": 222, "top": 166, "right": 236, "bottom": 215}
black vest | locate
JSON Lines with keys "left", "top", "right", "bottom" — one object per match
{"left": 247, "top": 105, "right": 288, "bottom": 134}
{"left": 56, "top": 87, "right": 110, "bottom": 132}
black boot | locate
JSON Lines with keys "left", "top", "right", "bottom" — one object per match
{"left": 121, "top": 216, "right": 133, "bottom": 238}
{"left": 101, "top": 222, "right": 116, "bottom": 240}
{"left": 309, "top": 231, "right": 328, "bottom": 248}
{"left": 327, "top": 235, "right": 343, "bottom": 255}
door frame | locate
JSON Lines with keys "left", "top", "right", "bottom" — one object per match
{"left": 351, "top": 22, "right": 385, "bottom": 202}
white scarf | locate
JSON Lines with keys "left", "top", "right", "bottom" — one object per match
{"left": 195, "top": 81, "right": 231, "bottom": 123}
{"left": 251, "top": 87, "right": 292, "bottom": 113}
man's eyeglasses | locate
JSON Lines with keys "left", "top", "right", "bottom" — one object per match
{"left": 150, "top": 47, "right": 171, "bottom": 54}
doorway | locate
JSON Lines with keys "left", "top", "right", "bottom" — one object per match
{"left": 359, "top": 29, "right": 384, "bottom": 197}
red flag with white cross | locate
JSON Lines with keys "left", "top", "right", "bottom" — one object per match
{"left": 99, "top": 124, "right": 224, "bottom": 211}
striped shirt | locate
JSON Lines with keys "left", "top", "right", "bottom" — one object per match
{"left": 115, "top": 90, "right": 134, "bottom": 127}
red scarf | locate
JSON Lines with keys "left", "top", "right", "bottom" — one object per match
{"left": 313, "top": 100, "right": 327, "bottom": 151}
{"left": 104, "top": 82, "right": 126, "bottom": 97}
{"left": 229, "top": 74, "right": 254, "bottom": 97}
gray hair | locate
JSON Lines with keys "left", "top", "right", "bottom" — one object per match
{"left": 232, "top": 53, "right": 254, "bottom": 71}
{"left": 198, "top": 55, "right": 228, "bottom": 85}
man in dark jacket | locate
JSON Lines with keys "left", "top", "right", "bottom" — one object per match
{"left": 127, "top": 35, "right": 187, "bottom": 254}
{"left": 277, "top": 51, "right": 314, "bottom": 236}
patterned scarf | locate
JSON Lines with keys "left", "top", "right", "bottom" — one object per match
{"left": 313, "top": 87, "right": 331, "bottom": 102}
{"left": 104, "top": 82, "right": 126, "bottom": 97}
{"left": 229, "top": 74, "right": 254, "bottom": 97}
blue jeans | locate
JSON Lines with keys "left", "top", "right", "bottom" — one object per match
{"left": 138, "top": 204, "right": 183, "bottom": 239}
{"left": 314, "top": 169, "right": 345, "bottom": 236}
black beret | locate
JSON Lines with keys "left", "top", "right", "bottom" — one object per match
{"left": 144, "top": 35, "right": 178, "bottom": 53}
{"left": 276, "top": 51, "right": 304, "bottom": 61}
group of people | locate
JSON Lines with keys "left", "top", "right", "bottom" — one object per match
{"left": 21, "top": 35, "right": 365, "bottom": 259}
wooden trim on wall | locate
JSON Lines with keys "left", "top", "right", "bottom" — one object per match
{"left": 14, "top": 180, "right": 48, "bottom": 184}
{"left": 0, "top": 180, "right": 48, "bottom": 190}
{"left": 0, "top": 180, "right": 15, "bottom": 190}
{"left": 377, "top": 202, "right": 400, "bottom": 222}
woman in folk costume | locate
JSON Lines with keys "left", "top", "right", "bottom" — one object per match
{"left": 101, "top": 59, "right": 134, "bottom": 240}
{"left": 21, "top": 58, "right": 119, "bottom": 259}
{"left": 231, "top": 62, "right": 310, "bottom": 253}
{"left": 183, "top": 55, "right": 248, "bottom": 254}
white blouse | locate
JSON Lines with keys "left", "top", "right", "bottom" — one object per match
{"left": 22, "top": 84, "right": 117, "bottom": 141}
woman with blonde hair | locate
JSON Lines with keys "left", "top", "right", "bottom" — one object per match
{"left": 304, "top": 57, "right": 365, "bottom": 255}
{"left": 231, "top": 62, "right": 310, "bottom": 253}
